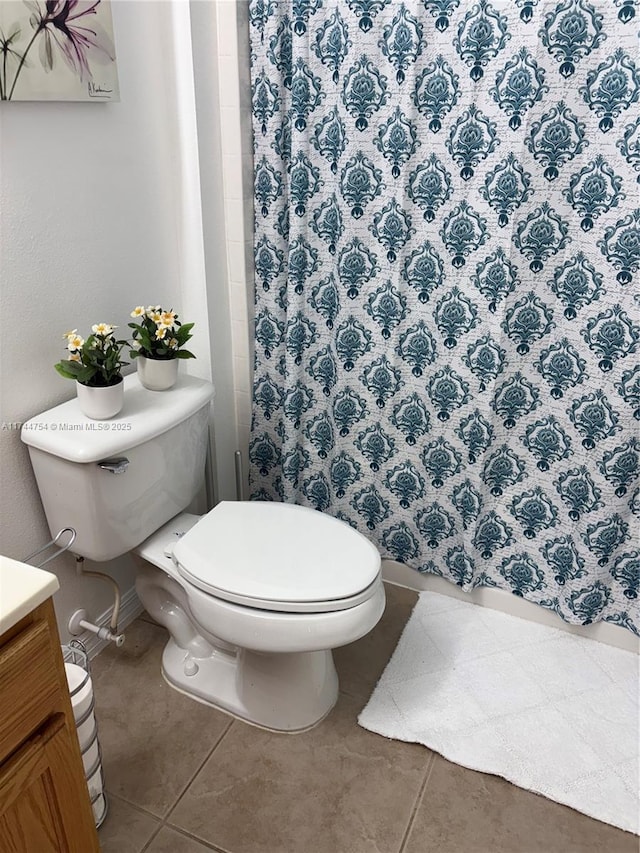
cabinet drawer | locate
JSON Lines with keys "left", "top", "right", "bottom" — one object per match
{"left": 0, "top": 620, "right": 62, "bottom": 763}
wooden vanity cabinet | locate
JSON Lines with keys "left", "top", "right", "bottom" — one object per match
{"left": 0, "top": 597, "right": 99, "bottom": 852}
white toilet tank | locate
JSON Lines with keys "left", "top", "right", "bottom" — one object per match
{"left": 21, "top": 375, "right": 214, "bottom": 561}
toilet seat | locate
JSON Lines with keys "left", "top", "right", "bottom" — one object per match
{"left": 172, "top": 501, "right": 381, "bottom": 614}
{"left": 177, "top": 567, "right": 382, "bottom": 613}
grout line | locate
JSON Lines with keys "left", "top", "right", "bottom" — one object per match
{"left": 338, "top": 686, "right": 369, "bottom": 701}
{"left": 162, "top": 823, "right": 232, "bottom": 853}
{"left": 139, "top": 821, "right": 165, "bottom": 853}
{"left": 102, "top": 790, "right": 163, "bottom": 820}
{"left": 163, "top": 719, "right": 235, "bottom": 821}
{"left": 138, "top": 722, "right": 235, "bottom": 852}
{"left": 398, "top": 751, "right": 438, "bottom": 853}
{"left": 337, "top": 685, "right": 384, "bottom": 715}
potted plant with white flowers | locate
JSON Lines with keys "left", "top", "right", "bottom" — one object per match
{"left": 128, "top": 306, "right": 195, "bottom": 391}
{"left": 54, "top": 324, "right": 129, "bottom": 419}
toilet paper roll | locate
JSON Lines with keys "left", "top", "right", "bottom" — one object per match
{"left": 82, "top": 735, "right": 101, "bottom": 777}
{"left": 92, "top": 793, "right": 107, "bottom": 827}
{"left": 76, "top": 712, "right": 97, "bottom": 751}
{"left": 64, "top": 662, "right": 93, "bottom": 721}
{"left": 86, "top": 763, "right": 104, "bottom": 801}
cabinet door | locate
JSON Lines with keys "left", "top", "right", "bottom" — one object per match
{"left": 0, "top": 714, "right": 99, "bottom": 853}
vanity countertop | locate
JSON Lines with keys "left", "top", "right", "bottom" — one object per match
{"left": 0, "top": 556, "right": 59, "bottom": 635}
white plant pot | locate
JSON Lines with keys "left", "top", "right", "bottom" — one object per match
{"left": 136, "top": 355, "right": 179, "bottom": 391}
{"left": 76, "top": 379, "right": 124, "bottom": 420}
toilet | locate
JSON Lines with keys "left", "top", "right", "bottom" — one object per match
{"left": 21, "top": 374, "right": 385, "bottom": 731}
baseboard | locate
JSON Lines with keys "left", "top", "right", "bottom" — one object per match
{"left": 382, "top": 560, "right": 640, "bottom": 654}
{"left": 69, "top": 585, "right": 144, "bottom": 660}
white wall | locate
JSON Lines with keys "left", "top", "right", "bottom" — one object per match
{"left": 192, "top": 0, "right": 254, "bottom": 496}
{"left": 0, "top": 0, "right": 240, "bottom": 641}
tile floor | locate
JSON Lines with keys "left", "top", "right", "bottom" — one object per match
{"left": 94, "top": 584, "right": 637, "bottom": 853}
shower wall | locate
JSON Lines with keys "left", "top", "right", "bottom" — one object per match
{"left": 202, "top": 1, "right": 255, "bottom": 489}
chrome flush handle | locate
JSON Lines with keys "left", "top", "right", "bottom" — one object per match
{"left": 97, "top": 457, "right": 130, "bottom": 474}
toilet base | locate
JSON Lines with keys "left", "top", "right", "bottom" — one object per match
{"left": 161, "top": 637, "right": 339, "bottom": 732}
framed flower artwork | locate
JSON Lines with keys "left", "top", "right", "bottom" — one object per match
{"left": 0, "top": 1, "right": 119, "bottom": 101}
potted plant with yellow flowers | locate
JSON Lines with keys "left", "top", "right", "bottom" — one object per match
{"left": 128, "top": 306, "right": 195, "bottom": 391}
{"left": 54, "top": 324, "right": 129, "bottom": 419}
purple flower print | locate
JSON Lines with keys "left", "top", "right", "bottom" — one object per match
{"left": 2, "top": 0, "right": 115, "bottom": 99}
{"left": 26, "top": 1, "right": 114, "bottom": 79}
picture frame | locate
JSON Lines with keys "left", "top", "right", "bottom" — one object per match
{"left": 0, "top": 1, "right": 119, "bottom": 102}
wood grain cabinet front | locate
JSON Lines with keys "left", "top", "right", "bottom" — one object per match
{"left": 0, "top": 598, "right": 99, "bottom": 853}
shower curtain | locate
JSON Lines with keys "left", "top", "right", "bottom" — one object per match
{"left": 247, "top": 0, "right": 640, "bottom": 635}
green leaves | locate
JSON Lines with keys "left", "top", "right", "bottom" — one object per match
{"left": 176, "top": 322, "right": 194, "bottom": 346}
{"left": 128, "top": 320, "right": 154, "bottom": 355}
{"left": 127, "top": 313, "right": 196, "bottom": 360}
{"left": 54, "top": 332, "right": 129, "bottom": 386}
{"left": 54, "top": 360, "right": 83, "bottom": 380}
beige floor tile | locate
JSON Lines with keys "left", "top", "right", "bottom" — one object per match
{"left": 334, "top": 582, "right": 419, "bottom": 702}
{"left": 89, "top": 588, "right": 635, "bottom": 853}
{"left": 169, "top": 692, "right": 433, "bottom": 853}
{"left": 404, "top": 755, "right": 638, "bottom": 853}
{"left": 97, "top": 794, "right": 160, "bottom": 853}
{"left": 145, "top": 826, "right": 221, "bottom": 853}
{"left": 91, "top": 618, "right": 232, "bottom": 817}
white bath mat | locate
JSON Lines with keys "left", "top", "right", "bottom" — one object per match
{"left": 359, "top": 591, "right": 639, "bottom": 835}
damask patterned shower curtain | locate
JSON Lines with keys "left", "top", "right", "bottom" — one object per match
{"left": 247, "top": 0, "right": 640, "bottom": 635}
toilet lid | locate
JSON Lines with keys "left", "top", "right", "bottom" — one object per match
{"left": 172, "top": 501, "right": 381, "bottom": 613}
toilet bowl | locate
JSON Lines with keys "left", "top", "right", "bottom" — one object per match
{"left": 134, "top": 501, "right": 385, "bottom": 731}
